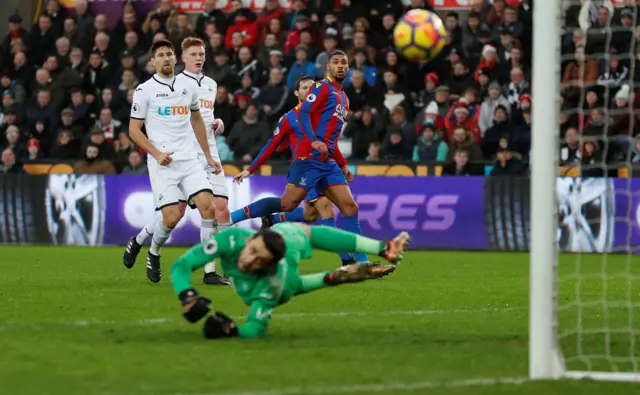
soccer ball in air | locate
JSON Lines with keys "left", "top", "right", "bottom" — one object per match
{"left": 393, "top": 9, "right": 448, "bottom": 62}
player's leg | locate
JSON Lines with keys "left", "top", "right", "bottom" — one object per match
{"left": 123, "top": 202, "right": 187, "bottom": 268}
{"left": 146, "top": 204, "right": 182, "bottom": 282}
{"left": 319, "top": 163, "right": 369, "bottom": 263}
{"left": 144, "top": 162, "right": 184, "bottom": 282}
{"left": 230, "top": 161, "right": 312, "bottom": 224}
{"left": 313, "top": 196, "right": 354, "bottom": 264}
{"left": 261, "top": 188, "right": 321, "bottom": 228}
{"left": 292, "top": 263, "right": 396, "bottom": 297}
{"left": 203, "top": 169, "right": 231, "bottom": 285}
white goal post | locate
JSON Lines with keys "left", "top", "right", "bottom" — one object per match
{"left": 529, "top": 0, "right": 640, "bottom": 382}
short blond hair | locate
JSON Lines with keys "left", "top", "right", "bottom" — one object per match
{"left": 181, "top": 36, "right": 204, "bottom": 52}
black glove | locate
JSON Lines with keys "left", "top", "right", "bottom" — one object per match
{"left": 203, "top": 312, "right": 239, "bottom": 339}
{"left": 178, "top": 289, "right": 212, "bottom": 323}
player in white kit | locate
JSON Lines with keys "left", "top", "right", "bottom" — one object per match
{"left": 123, "top": 37, "right": 230, "bottom": 286}
{"left": 125, "top": 39, "right": 222, "bottom": 283}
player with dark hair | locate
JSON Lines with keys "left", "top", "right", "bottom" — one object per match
{"left": 226, "top": 51, "right": 367, "bottom": 265}
{"left": 232, "top": 75, "right": 338, "bottom": 232}
{"left": 124, "top": 37, "right": 229, "bottom": 285}
{"left": 170, "top": 222, "right": 410, "bottom": 339}
{"left": 127, "top": 39, "right": 220, "bottom": 283}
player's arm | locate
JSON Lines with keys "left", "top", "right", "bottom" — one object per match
{"left": 298, "top": 82, "right": 329, "bottom": 151}
{"left": 333, "top": 140, "right": 353, "bottom": 182}
{"left": 129, "top": 88, "right": 163, "bottom": 160}
{"left": 247, "top": 116, "right": 290, "bottom": 174}
{"left": 203, "top": 299, "right": 274, "bottom": 339}
{"left": 170, "top": 235, "right": 228, "bottom": 323}
{"left": 189, "top": 91, "right": 211, "bottom": 156}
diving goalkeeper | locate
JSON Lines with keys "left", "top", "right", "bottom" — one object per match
{"left": 170, "top": 223, "right": 410, "bottom": 339}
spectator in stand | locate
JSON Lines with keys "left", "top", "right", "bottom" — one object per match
{"left": 257, "top": 0, "right": 286, "bottom": 33}
{"left": 31, "top": 119, "right": 53, "bottom": 155}
{"left": 3, "top": 124, "right": 26, "bottom": 160}
{"left": 482, "top": 104, "right": 512, "bottom": 159}
{"left": 30, "top": 15, "right": 57, "bottom": 67}
{"left": 258, "top": 33, "right": 281, "bottom": 68}
{"left": 283, "top": 13, "right": 314, "bottom": 54}
{"left": 231, "top": 46, "right": 262, "bottom": 87}
{"left": 287, "top": 46, "right": 315, "bottom": 89}
{"left": 143, "top": 0, "right": 178, "bottom": 33}
{"left": 169, "top": 13, "right": 195, "bottom": 58}
{"left": 445, "top": 99, "right": 481, "bottom": 144}
{"left": 113, "top": 130, "right": 137, "bottom": 163}
{"left": 489, "top": 148, "right": 528, "bottom": 176}
{"left": 225, "top": 8, "right": 259, "bottom": 49}
{"left": 196, "top": 0, "right": 229, "bottom": 38}
{"left": 344, "top": 49, "right": 377, "bottom": 88}
{"left": 447, "top": 126, "right": 483, "bottom": 162}
{"left": 25, "top": 138, "right": 43, "bottom": 160}
{"left": 73, "top": 143, "right": 116, "bottom": 174}
{"left": 344, "top": 106, "right": 384, "bottom": 160}
{"left": 365, "top": 142, "right": 382, "bottom": 161}
{"left": 2, "top": 15, "right": 29, "bottom": 69}
{"left": 479, "top": 81, "right": 511, "bottom": 134}
{"left": 475, "top": 45, "right": 498, "bottom": 83}
{"left": 462, "top": 11, "right": 485, "bottom": 60}
{"left": 560, "top": 127, "right": 582, "bottom": 166}
{"left": 227, "top": 104, "right": 270, "bottom": 161}
{"left": 256, "top": 67, "right": 288, "bottom": 123}
{"left": 87, "top": 127, "right": 115, "bottom": 160}
{"left": 51, "top": 129, "right": 80, "bottom": 160}
{"left": 413, "top": 121, "right": 448, "bottom": 163}
{"left": 382, "top": 130, "right": 406, "bottom": 160}
{"left": 0, "top": 148, "right": 24, "bottom": 173}
{"left": 121, "top": 150, "right": 148, "bottom": 174}
{"left": 345, "top": 70, "right": 379, "bottom": 112}
{"left": 442, "top": 149, "right": 476, "bottom": 176}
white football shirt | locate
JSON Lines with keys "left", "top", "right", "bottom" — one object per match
{"left": 177, "top": 71, "right": 220, "bottom": 161}
{"left": 130, "top": 73, "right": 200, "bottom": 161}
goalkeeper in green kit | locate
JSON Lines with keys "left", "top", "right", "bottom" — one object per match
{"left": 170, "top": 222, "right": 410, "bottom": 339}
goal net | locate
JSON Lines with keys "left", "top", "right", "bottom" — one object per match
{"left": 530, "top": 0, "right": 640, "bottom": 381}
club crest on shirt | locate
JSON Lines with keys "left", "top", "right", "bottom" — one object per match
{"left": 181, "top": 88, "right": 188, "bottom": 96}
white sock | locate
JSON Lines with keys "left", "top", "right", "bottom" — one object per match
{"left": 202, "top": 219, "right": 217, "bottom": 274}
{"left": 217, "top": 221, "right": 232, "bottom": 232}
{"left": 149, "top": 222, "right": 172, "bottom": 256}
{"left": 136, "top": 211, "right": 162, "bottom": 245}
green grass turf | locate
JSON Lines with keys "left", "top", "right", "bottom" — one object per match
{"left": 0, "top": 247, "right": 638, "bottom": 395}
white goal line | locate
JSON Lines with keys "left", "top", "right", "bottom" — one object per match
{"left": 0, "top": 306, "right": 525, "bottom": 330}
{"left": 172, "top": 376, "right": 530, "bottom": 395}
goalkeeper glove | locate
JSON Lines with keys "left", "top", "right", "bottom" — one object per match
{"left": 203, "top": 312, "right": 238, "bottom": 339}
{"left": 178, "top": 289, "right": 212, "bottom": 323}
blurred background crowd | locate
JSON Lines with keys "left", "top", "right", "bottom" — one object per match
{"left": 0, "top": 0, "right": 638, "bottom": 177}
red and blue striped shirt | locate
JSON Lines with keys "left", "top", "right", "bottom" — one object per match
{"left": 297, "top": 77, "right": 349, "bottom": 164}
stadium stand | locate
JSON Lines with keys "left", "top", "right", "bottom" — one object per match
{"left": 0, "top": 0, "right": 636, "bottom": 178}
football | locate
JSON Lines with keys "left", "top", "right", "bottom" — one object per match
{"left": 393, "top": 9, "right": 448, "bottom": 62}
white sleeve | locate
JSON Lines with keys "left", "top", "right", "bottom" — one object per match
{"left": 190, "top": 85, "right": 200, "bottom": 112}
{"left": 131, "top": 87, "right": 149, "bottom": 120}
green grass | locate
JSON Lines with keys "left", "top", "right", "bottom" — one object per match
{"left": 0, "top": 247, "right": 638, "bottom": 395}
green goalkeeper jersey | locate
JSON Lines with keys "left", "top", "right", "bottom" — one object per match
{"left": 171, "top": 223, "right": 313, "bottom": 338}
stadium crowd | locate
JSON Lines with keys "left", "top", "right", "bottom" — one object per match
{"left": 0, "top": 0, "right": 638, "bottom": 177}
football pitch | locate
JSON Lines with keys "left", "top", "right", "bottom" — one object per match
{"left": 1, "top": 246, "right": 638, "bottom": 395}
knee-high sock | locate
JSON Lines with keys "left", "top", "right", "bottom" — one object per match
{"left": 271, "top": 208, "right": 305, "bottom": 224}
{"left": 201, "top": 219, "right": 217, "bottom": 274}
{"left": 339, "top": 215, "right": 369, "bottom": 262}
{"left": 321, "top": 217, "right": 353, "bottom": 262}
{"left": 309, "top": 225, "right": 384, "bottom": 256}
{"left": 298, "top": 272, "right": 331, "bottom": 294}
{"left": 136, "top": 211, "right": 162, "bottom": 245}
{"left": 230, "top": 197, "right": 282, "bottom": 224}
{"left": 149, "top": 222, "right": 172, "bottom": 256}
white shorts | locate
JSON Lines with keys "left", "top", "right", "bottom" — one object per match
{"left": 182, "top": 155, "right": 228, "bottom": 209}
{"left": 149, "top": 158, "right": 213, "bottom": 210}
